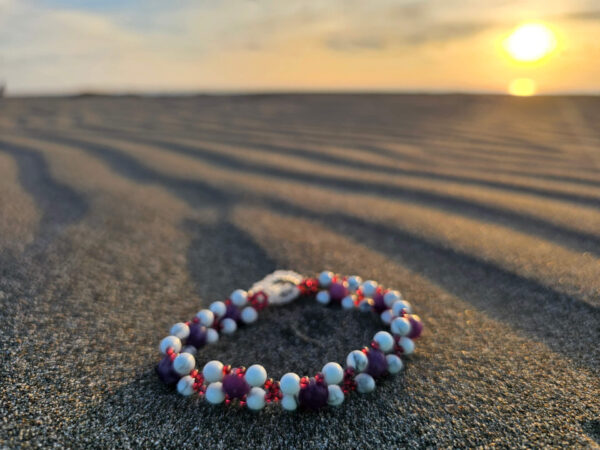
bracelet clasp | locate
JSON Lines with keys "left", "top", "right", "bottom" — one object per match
{"left": 250, "top": 270, "right": 303, "bottom": 305}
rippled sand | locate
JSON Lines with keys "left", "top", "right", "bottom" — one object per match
{"left": 0, "top": 94, "right": 599, "bottom": 447}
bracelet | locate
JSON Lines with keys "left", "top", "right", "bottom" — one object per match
{"left": 156, "top": 270, "right": 423, "bottom": 411}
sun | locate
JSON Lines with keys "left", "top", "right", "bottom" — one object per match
{"left": 504, "top": 23, "right": 557, "bottom": 62}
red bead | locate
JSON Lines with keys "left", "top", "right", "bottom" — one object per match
{"left": 264, "top": 378, "right": 282, "bottom": 403}
{"left": 298, "top": 278, "right": 319, "bottom": 296}
{"left": 342, "top": 368, "right": 357, "bottom": 394}
{"left": 393, "top": 335, "right": 405, "bottom": 356}
{"left": 249, "top": 291, "right": 269, "bottom": 311}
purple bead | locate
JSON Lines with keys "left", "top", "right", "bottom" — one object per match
{"left": 156, "top": 355, "right": 180, "bottom": 385}
{"left": 298, "top": 378, "right": 329, "bottom": 410}
{"left": 372, "top": 292, "right": 386, "bottom": 313}
{"left": 222, "top": 374, "right": 251, "bottom": 399}
{"left": 366, "top": 348, "right": 388, "bottom": 378}
{"left": 224, "top": 303, "right": 241, "bottom": 323}
{"left": 186, "top": 323, "right": 207, "bottom": 348}
{"left": 328, "top": 282, "right": 348, "bottom": 303}
{"left": 407, "top": 316, "right": 423, "bottom": 339}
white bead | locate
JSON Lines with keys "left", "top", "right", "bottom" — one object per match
{"left": 230, "top": 289, "right": 248, "bottom": 307}
{"left": 196, "top": 309, "right": 214, "bottom": 327}
{"left": 347, "top": 276, "right": 362, "bottom": 292}
{"left": 358, "top": 298, "right": 373, "bottom": 312}
{"left": 246, "top": 387, "right": 266, "bottom": 410}
{"left": 322, "top": 362, "right": 344, "bottom": 385}
{"left": 318, "top": 271, "right": 333, "bottom": 288}
{"left": 173, "top": 353, "right": 195, "bottom": 375}
{"left": 346, "top": 350, "right": 368, "bottom": 372}
{"left": 182, "top": 345, "right": 197, "bottom": 355}
{"left": 355, "top": 373, "right": 376, "bottom": 393}
{"left": 281, "top": 394, "right": 297, "bottom": 411}
{"left": 170, "top": 322, "right": 190, "bottom": 340}
{"left": 380, "top": 309, "right": 393, "bottom": 325}
{"left": 392, "top": 299, "right": 412, "bottom": 316}
{"left": 391, "top": 317, "right": 412, "bottom": 336}
{"left": 361, "top": 280, "right": 378, "bottom": 298}
{"left": 177, "top": 375, "right": 195, "bottom": 396}
{"left": 386, "top": 354, "right": 404, "bottom": 374}
{"left": 327, "top": 385, "right": 345, "bottom": 406}
{"left": 316, "top": 290, "right": 330, "bottom": 305}
{"left": 373, "top": 331, "right": 394, "bottom": 353}
{"left": 205, "top": 382, "right": 225, "bottom": 404}
{"left": 280, "top": 372, "right": 301, "bottom": 395}
{"left": 159, "top": 336, "right": 181, "bottom": 354}
{"left": 209, "top": 301, "right": 227, "bottom": 318}
{"left": 341, "top": 295, "right": 355, "bottom": 309}
{"left": 397, "top": 336, "right": 415, "bottom": 355}
{"left": 206, "top": 328, "right": 219, "bottom": 344}
{"left": 383, "top": 290, "right": 401, "bottom": 308}
{"left": 241, "top": 306, "right": 258, "bottom": 324}
{"left": 220, "top": 318, "right": 237, "bottom": 334}
{"left": 203, "top": 360, "right": 224, "bottom": 383}
{"left": 245, "top": 364, "right": 267, "bottom": 387}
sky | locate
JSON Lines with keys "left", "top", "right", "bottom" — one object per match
{"left": 0, "top": 0, "right": 599, "bottom": 95}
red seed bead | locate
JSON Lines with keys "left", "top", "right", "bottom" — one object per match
{"left": 342, "top": 368, "right": 357, "bottom": 394}
{"left": 264, "top": 378, "right": 282, "bottom": 403}
{"left": 249, "top": 291, "right": 269, "bottom": 311}
{"left": 223, "top": 365, "right": 232, "bottom": 375}
{"left": 300, "top": 376, "right": 310, "bottom": 388}
{"left": 192, "top": 317, "right": 199, "bottom": 324}
{"left": 298, "top": 278, "right": 319, "bottom": 296}
{"left": 393, "top": 335, "right": 405, "bottom": 356}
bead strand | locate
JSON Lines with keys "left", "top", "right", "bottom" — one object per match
{"left": 156, "top": 270, "right": 423, "bottom": 411}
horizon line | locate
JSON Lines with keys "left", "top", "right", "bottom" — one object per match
{"left": 4, "top": 88, "right": 600, "bottom": 98}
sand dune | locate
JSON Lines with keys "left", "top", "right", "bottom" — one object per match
{"left": 0, "top": 95, "right": 598, "bottom": 447}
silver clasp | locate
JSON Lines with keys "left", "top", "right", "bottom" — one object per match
{"left": 250, "top": 270, "right": 304, "bottom": 305}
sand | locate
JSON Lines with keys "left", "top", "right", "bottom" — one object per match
{"left": 0, "top": 94, "right": 599, "bottom": 448}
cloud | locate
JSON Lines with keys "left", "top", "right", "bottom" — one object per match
{"left": 324, "top": 36, "right": 387, "bottom": 51}
{"left": 559, "top": 10, "right": 600, "bottom": 21}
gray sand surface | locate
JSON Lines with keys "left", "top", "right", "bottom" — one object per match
{"left": 0, "top": 94, "right": 599, "bottom": 448}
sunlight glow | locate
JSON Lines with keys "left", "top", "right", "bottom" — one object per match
{"left": 508, "top": 78, "right": 537, "bottom": 96}
{"left": 504, "top": 23, "right": 557, "bottom": 62}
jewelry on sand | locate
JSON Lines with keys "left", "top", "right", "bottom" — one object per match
{"left": 156, "top": 270, "right": 423, "bottom": 411}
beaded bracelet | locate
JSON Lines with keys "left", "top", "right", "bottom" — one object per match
{"left": 156, "top": 270, "right": 423, "bottom": 411}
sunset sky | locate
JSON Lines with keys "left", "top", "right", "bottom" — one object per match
{"left": 1, "top": 0, "right": 599, "bottom": 95}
